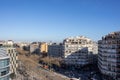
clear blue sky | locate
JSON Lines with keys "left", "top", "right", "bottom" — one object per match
{"left": 0, "top": 0, "right": 120, "bottom": 42}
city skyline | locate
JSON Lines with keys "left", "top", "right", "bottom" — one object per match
{"left": 0, "top": 0, "right": 120, "bottom": 42}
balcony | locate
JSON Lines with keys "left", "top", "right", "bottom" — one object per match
{"left": 0, "top": 71, "right": 11, "bottom": 79}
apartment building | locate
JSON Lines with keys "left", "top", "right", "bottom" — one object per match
{"left": 48, "top": 43, "right": 63, "bottom": 58}
{"left": 4, "top": 40, "right": 14, "bottom": 47}
{"left": 0, "top": 40, "right": 14, "bottom": 47}
{"left": 17, "top": 42, "right": 30, "bottom": 50}
{"left": 30, "top": 42, "right": 40, "bottom": 54}
{"left": 98, "top": 31, "right": 120, "bottom": 80}
{"left": 6, "top": 47, "right": 18, "bottom": 75}
{"left": 1, "top": 40, "right": 18, "bottom": 75}
{"left": 40, "top": 42, "right": 48, "bottom": 57}
{"left": 0, "top": 41, "right": 5, "bottom": 46}
{"left": 63, "top": 36, "right": 97, "bottom": 67}
{"left": 0, "top": 48, "right": 11, "bottom": 80}
{"left": 40, "top": 42, "right": 48, "bottom": 53}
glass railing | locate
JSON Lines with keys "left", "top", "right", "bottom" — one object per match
{"left": 0, "top": 59, "right": 9, "bottom": 68}
{"left": 0, "top": 67, "right": 10, "bottom": 77}
{"left": 0, "top": 46, "right": 15, "bottom": 48}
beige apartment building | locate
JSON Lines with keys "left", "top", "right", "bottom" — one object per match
{"left": 6, "top": 47, "right": 18, "bottom": 75}
{"left": 63, "top": 36, "right": 98, "bottom": 67}
{"left": 98, "top": 31, "right": 120, "bottom": 80}
{"left": 40, "top": 42, "right": 48, "bottom": 53}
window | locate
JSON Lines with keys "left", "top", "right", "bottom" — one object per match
{"left": 79, "top": 42, "right": 81, "bottom": 44}
{"left": 66, "top": 45, "right": 68, "bottom": 47}
{"left": 66, "top": 51, "right": 68, "bottom": 53}
{"left": 1, "top": 71, "right": 7, "bottom": 76}
{"left": 0, "top": 59, "right": 9, "bottom": 68}
{"left": 8, "top": 49, "right": 11, "bottom": 53}
{"left": 11, "top": 49, "right": 13, "bottom": 53}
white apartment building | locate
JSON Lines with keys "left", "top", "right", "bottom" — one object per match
{"left": 17, "top": 42, "right": 30, "bottom": 50}
{"left": 48, "top": 43, "right": 63, "bottom": 58}
{"left": 0, "top": 40, "right": 18, "bottom": 75}
{"left": 4, "top": 40, "right": 14, "bottom": 47}
{"left": 6, "top": 48, "right": 18, "bottom": 75}
{"left": 0, "top": 48, "right": 11, "bottom": 80}
{"left": 63, "top": 36, "right": 98, "bottom": 67}
{"left": 98, "top": 31, "right": 120, "bottom": 80}
{"left": 30, "top": 42, "right": 40, "bottom": 54}
{"left": 0, "top": 40, "right": 14, "bottom": 47}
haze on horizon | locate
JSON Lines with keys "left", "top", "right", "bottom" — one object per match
{"left": 0, "top": 0, "right": 120, "bottom": 42}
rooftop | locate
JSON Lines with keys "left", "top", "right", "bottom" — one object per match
{"left": 65, "top": 36, "right": 92, "bottom": 41}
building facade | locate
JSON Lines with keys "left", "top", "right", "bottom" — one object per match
{"left": 0, "top": 48, "right": 11, "bottom": 80}
{"left": 40, "top": 42, "right": 48, "bottom": 57}
{"left": 40, "top": 42, "right": 48, "bottom": 53}
{"left": 0, "top": 41, "right": 5, "bottom": 47}
{"left": 30, "top": 42, "right": 48, "bottom": 56}
{"left": 30, "top": 42, "right": 40, "bottom": 54}
{"left": 0, "top": 40, "right": 14, "bottom": 47}
{"left": 17, "top": 42, "right": 30, "bottom": 51}
{"left": 63, "top": 36, "right": 97, "bottom": 67}
{"left": 48, "top": 43, "right": 63, "bottom": 58}
{"left": 98, "top": 31, "right": 120, "bottom": 80}
{"left": 6, "top": 48, "right": 18, "bottom": 75}
{"left": 1, "top": 40, "right": 18, "bottom": 75}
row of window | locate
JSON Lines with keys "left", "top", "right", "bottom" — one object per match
{"left": 0, "top": 67, "right": 9, "bottom": 77}
{"left": 0, "top": 76, "right": 9, "bottom": 80}
{"left": 8, "top": 49, "right": 16, "bottom": 54}
{"left": 0, "top": 59, "right": 9, "bottom": 68}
